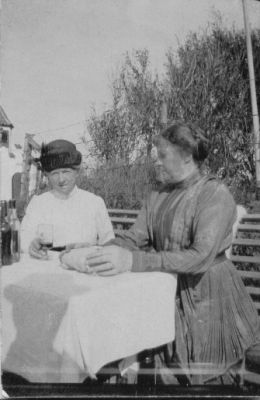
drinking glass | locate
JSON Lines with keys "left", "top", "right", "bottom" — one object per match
{"left": 37, "top": 224, "right": 53, "bottom": 257}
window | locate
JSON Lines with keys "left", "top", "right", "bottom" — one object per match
{"left": 0, "top": 129, "right": 9, "bottom": 145}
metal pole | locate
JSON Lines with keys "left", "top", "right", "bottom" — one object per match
{"left": 242, "top": 0, "right": 260, "bottom": 198}
{"left": 0, "top": 0, "right": 3, "bottom": 393}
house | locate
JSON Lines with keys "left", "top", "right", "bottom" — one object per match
{"left": 0, "top": 105, "right": 23, "bottom": 200}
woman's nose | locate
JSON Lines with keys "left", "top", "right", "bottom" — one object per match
{"left": 58, "top": 173, "right": 66, "bottom": 183}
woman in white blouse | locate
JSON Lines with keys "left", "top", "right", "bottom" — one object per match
{"left": 21, "top": 139, "right": 114, "bottom": 259}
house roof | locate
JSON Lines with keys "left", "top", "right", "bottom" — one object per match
{"left": 0, "top": 105, "right": 14, "bottom": 128}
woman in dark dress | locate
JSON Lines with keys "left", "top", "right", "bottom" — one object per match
{"left": 83, "top": 121, "right": 260, "bottom": 384}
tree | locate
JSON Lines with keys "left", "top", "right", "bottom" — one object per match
{"left": 118, "top": 49, "right": 164, "bottom": 157}
{"left": 164, "top": 25, "right": 260, "bottom": 203}
{"left": 83, "top": 24, "right": 260, "bottom": 207}
{"left": 87, "top": 49, "right": 163, "bottom": 163}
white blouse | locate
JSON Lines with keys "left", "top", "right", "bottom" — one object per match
{"left": 20, "top": 187, "right": 114, "bottom": 251}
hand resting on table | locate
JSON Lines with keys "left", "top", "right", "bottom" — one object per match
{"left": 29, "top": 238, "right": 49, "bottom": 260}
{"left": 60, "top": 245, "right": 133, "bottom": 276}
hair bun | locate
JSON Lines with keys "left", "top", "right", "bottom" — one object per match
{"left": 188, "top": 124, "right": 209, "bottom": 162}
{"left": 197, "top": 139, "right": 208, "bottom": 161}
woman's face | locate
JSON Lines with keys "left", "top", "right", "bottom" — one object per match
{"left": 154, "top": 138, "right": 190, "bottom": 184}
{"left": 47, "top": 168, "right": 79, "bottom": 196}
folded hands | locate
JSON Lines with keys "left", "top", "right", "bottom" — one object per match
{"left": 60, "top": 245, "right": 133, "bottom": 276}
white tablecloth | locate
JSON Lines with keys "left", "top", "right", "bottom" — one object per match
{"left": 1, "top": 253, "right": 177, "bottom": 383}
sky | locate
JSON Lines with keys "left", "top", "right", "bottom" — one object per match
{"left": 1, "top": 0, "right": 260, "bottom": 152}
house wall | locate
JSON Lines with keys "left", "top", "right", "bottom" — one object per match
{"left": 0, "top": 145, "right": 22, "bottom": 200}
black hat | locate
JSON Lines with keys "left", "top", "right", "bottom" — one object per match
{"left": 39, "top": 140, "right": 82, "bottom": 172}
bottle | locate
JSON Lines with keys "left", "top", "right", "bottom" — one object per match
{"left": 0, "top": 200, "right": 12, "bottom": 266}
{"left": 8, "top": 199, "right": 21, "bottom": 262}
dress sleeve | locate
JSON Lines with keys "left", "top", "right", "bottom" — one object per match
{"left": 107, "top": 199, "right": 152, "bottom": 250}
{"left": 96, "top": 197, "right": 115, "bottom": 245}
{"left": 130, "top": 182, "right": 237, "bottom": 274}
{"left": 20, "top": 196, "right": 42, "bottom": 252}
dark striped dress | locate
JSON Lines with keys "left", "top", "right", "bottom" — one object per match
{"left": 112, "top": 172, "right": 260, "bottom": 384}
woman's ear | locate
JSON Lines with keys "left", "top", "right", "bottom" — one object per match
{"left": 183, "top": 152, "right": 193, "bottom": 164}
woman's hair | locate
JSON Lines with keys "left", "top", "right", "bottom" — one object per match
{"left": 155, "top": 121, "right": 209, "bottom": 163}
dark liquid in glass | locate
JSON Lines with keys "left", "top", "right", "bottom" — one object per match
{"left": 42, "top": 242, "right": 53, "bottom": 249}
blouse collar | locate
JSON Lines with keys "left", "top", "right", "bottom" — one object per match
{"left": 51, "top": 185, "right": 79, "bottom": 200}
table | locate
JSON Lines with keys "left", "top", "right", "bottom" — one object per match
{"left": 1, "top": 253, "right": 177, "bottom": 383}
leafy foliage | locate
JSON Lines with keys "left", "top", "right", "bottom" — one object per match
{"left": 82, "top": 24, "right": 260, "bottom": 208}
{"left": 164, "top": 26, "right": 260, "bottom": 203}
{"left": 87, "top": 49, "right": 164, "bottom": 163}
{"left": 79, "top": 160, "right": 156, "bottom": 209}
